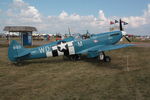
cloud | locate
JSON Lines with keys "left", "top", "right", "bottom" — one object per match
{"left": 46, "top": 11, "right": 109, "bottom": 33}
{"left": 19, "top": 6, "right": 42, "bottom": 22}
{"left": 98, "top": 10, "right": 107, "bottom": 21}
{"left": 123, "top": 16, "right": 146, "bottom": 28}
{"left": 122, "top": 4, "right": 150, "bottom": 28}
{"left": 0, "top": 9, "right": 2, "bottom": 13}
{"left": 69, "top": 13, "right": 81, "bottom": 20}
{"left": 59, "top": 11, "right": 68, "bottom": 19}
{"left": 1, "top": 0, "right": 110, "bottom": 33}
{"left": 13, "top": 0, "right": 27, "bottom": 8}
{"left": 1, "top": 0, "right": 150, "bottom": 35}
{"left": 6, "top": 0, "right": 42, "bottom": 24}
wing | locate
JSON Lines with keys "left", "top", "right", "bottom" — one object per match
{"left": 77, "top": 44, "right": 135, "bottom": 58}
{"left": 98, "top": 44, "right": 135, "bottom": 52}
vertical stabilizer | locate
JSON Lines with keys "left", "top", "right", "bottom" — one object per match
{"left": 8, "top": 40, "right": 30, "bottom": 62}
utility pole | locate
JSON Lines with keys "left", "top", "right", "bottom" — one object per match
{"left": 68, "top": 27, "right": 71, "bottom": 36}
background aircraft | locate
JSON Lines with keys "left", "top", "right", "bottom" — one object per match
{"left": 8, "top": 19, "right": 134, "bottom": 63}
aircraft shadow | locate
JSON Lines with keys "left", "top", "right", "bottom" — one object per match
{"left": 11, "top": 58, "right": 65, "bottom": 67}
{"left": 81, "top": 57, "right": 124, "bottom": 70}
{"left": 12, "top": 56, "right": 124, "bottom": 70}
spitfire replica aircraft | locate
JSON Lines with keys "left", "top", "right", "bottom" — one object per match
{"left": 8, "top": 19, "right": 134, "bottom": 63}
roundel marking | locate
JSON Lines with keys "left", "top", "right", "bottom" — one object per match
{"left": 57, "top": 41, "right": 68, "bottom": 52}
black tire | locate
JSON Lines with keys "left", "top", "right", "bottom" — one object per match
{"left": 70, "top": 55, "right": 81, "bottom": 61}
{"left": 104, "top": 56, "right": 111, "bottom": 62}
{"left": 63, "top": 56, "right": 70, "bottom": 60}
{"left": 98, "top": 51, "right": 105, "bottom": 61}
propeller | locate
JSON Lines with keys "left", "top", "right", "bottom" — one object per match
{"left": 124, "top": 35, "right": 131, "bottom": 42}
{"left": 119, "top": 19, "right": 131, "bottom": 42}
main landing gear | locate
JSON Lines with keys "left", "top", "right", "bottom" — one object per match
{"left": 63, "top": 54, "right": 81, "bottom": 61}
{"left": 98, "top": 51, "right": 111, "bottom": 62}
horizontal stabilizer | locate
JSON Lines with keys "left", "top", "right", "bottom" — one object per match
{"left": 14, "top": 49, "right": 30, "bottom": 58}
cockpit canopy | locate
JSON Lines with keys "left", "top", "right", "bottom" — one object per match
{"left": 73, "top": 33, "right": 92, "bottom": 40}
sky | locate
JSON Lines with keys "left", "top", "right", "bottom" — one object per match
{"left": 0, "top": 0, "right": 150, "bottom": 35}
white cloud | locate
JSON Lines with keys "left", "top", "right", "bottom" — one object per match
{"left": 98, "top": 10, "right": 107, "bottom": 21}
{"left": 123, "top": 16, "right": 146, "bottom": 28}
{"left": 6, "top": 0, "right": 42, "bottom": 24}
{"left": 69, "top": 13, "right": 81, "bottom": 21}
{"left": 122, "top": 4, "right": 150, "bottom": 28}
{"left": 0, "top": 9, "right": 2, "bottom": 13}
{"left": 13, "top": 0, "right": 28, "bottom": 8}
{"left": 19, "top": 6, "right": 42, "bottom": 22}
{"left": 14, "top": 0, "right": 23, "bottom": 2}
{"left": 1, "top": 0, "right": 150, "bottom": 35}
{"left": 59, "top": 11, "right": 68, "bottom": 19}
{"left": 144, "top": 4, "right": 150, "bottom": 17}
{"left": 45, "top": 11, "right": 109, "bottom": 34}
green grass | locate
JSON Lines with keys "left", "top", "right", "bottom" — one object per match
{"left": 125, "top": 37, "right": 150, "bottom": 43}
{"left": 132, "top": 38, "right": 150, "bottom": 43}
{"left": 0, "top": 47, "right": 150, "bottom": 100}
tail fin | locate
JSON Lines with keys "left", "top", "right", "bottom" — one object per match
{"left": 8, "top": 40, "right": 30, "bottom": 62}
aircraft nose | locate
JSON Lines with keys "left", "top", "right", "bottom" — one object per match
{"left": 121, "top": 31, "right": 131, "bottom": 42}
{"left": 121, "top": 31, "right": 127, "bottom": 36}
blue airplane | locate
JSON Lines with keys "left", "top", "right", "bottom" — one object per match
{"left": 8, "top": 19, "right": 134, "bottom": 63}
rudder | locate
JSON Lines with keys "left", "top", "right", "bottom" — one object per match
{"left": 8, "top": 40, "right": 30, "bottom": 62}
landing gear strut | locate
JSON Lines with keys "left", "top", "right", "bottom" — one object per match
{"left": 98, "top": 52, "right": 111, "bottom": 62}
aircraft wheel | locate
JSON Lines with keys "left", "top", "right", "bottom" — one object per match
{"left": 104, "top": 56, "right": 111, "bottom": 62}
{"left": 13, "top": 61, "right": 23, "bottom": 66}
{"left": 63, "top": 56, "right": 70, "bottom": 60}
{"left": 70, "top": 55, "right": 81, "bottom": 61}
{"left": 98, "top": 52, "right": 105, "bottom": 61}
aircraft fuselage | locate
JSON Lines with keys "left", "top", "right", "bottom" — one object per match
{"left": 21, "top": 31, "right": 122, "bottom": 61}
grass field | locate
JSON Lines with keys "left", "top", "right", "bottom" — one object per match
{"left": 0, "top": 46, "right": 150, "bottom": 100}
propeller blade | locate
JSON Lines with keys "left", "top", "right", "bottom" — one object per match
{"left": 119, "top": 19, "right": 123, "bottom": 31}
{"left": 124, "top": 36, "right": 131, "bottom": 42}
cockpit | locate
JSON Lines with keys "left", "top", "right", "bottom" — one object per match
{"left": 73, "top": 33, "right": 92, "bottom": 40}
